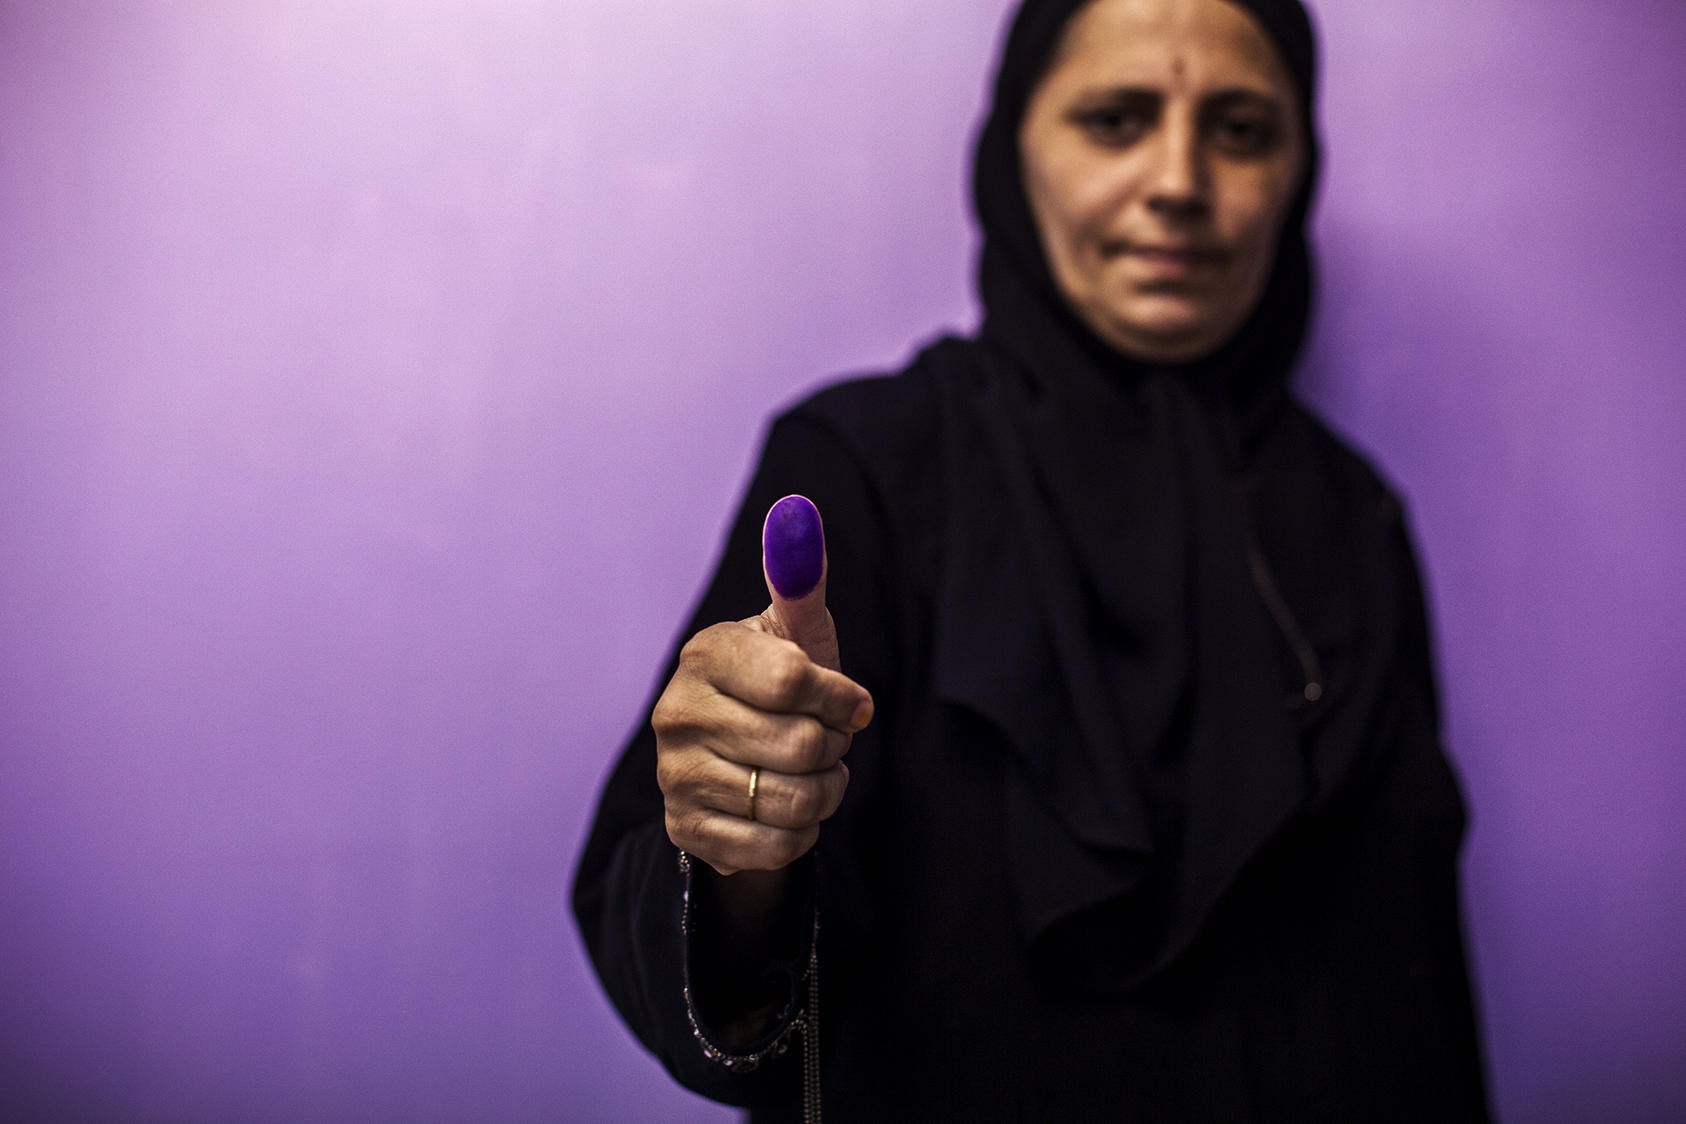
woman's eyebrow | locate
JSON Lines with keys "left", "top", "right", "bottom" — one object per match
{"left": 1203, "top": 87, "right": 1284, "bottom": 110}
{"left": 1070, "top": 84, "right": 1282, "bottom": 110}
{"left": 1071, "top": 84, "right": 1163, "bottom": 104}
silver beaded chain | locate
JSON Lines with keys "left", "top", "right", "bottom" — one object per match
{"left": 802, "top": 915, "right": 821, "bottom": 1123}
{"left": 677, "top": 850, "right": 822, "bottom": 1121}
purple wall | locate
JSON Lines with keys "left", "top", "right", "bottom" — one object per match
{"left": 1, "top": 1, "right": 1681, "bottom": 1120}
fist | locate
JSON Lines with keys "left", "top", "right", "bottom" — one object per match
{"left": 653, "top": 496, "right": 873, "bottom": 876}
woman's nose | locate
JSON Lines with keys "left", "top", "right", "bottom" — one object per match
{"left": 1145, "top": 115, "right": 1209, "bottom": 219}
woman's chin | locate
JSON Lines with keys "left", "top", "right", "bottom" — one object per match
{"left": 1088, "top": 303, "right": 1228, "bottom": 364}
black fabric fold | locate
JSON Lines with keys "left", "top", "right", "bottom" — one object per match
{"left": 917, "top": 0, "right": 1407, "bottom": 992}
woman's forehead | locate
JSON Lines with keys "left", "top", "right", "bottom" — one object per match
{"left": 1048, "top": 0, "right": 1293, "bottom": 96}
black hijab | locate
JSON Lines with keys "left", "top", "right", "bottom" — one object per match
{"left": 923, "top": 0, "right": 1415, "bottom": 992}
{"left": 974, "top": 0, "right": 1320, "bottom": 415}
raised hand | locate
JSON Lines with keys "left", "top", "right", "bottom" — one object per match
{"left": 653, "top": 495, "right": 873, "bottom": 878}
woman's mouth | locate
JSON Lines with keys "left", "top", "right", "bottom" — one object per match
{"left": 1118, "top": 243, "right": 1226, "bottom": 279}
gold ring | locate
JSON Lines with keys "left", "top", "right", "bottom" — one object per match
{"left": 746, "top": 767, "right": 760, "bottom": 823}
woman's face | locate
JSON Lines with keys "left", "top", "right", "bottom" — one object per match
{"left": 1019, "top": 0, "right": 1306, "bottom": 363}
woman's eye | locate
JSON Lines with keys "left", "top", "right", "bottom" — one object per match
{"left": 1074, "top": 104, "right": 1153, "bottom": 147}
{"left": 1210, "top": 114, "right": 1279, "bottom": 157}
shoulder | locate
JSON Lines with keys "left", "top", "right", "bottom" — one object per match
{"left": 761, "top": 335, "right": 977, "bottom": 498}
{"left": 1282, "top": 399, "right": 1407, "bottom": 526}
{"left": 777, "top": 336, "right": 965, "bottom": 448}
{"left": 741, "top": 336, "right": 982, "bottom": 603}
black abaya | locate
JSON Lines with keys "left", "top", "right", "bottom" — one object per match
{"left": 573, "top": 0, "right": 1489, "bottom": 1116}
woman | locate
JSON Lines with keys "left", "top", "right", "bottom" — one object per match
{"left": 574, "top": 0, "right": 1489, "bottom": 1118}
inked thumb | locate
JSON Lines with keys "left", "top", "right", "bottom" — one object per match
{"left": 761, "top": 494, "right": 839, "bottom": 670}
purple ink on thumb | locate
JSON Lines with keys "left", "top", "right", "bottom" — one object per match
{"left": 763, "top": 495, "right": 825, "bottom": 600}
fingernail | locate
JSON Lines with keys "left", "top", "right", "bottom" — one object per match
{"left": 763, "top": 495, "right": 825, "bottom": 600}
{"left": 850, "top": 697, "right": 874, "bottom": 731}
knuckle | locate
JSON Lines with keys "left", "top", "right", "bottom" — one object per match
{"left": 663, "top": 808, "right": 689, "bottom": 848}
{"left": 653, "top": 696, "right": 716, "bottom": 753}
{"left": 815, "top": 780, "right": 841, "bottom": 823}
{"left": 765, "top": 648, "right": 809, "bottom": 705}
{"left": 653, "top": 753, "right": 686, "bottom": 796}
{"left": 676, "top": 623, "right": 734, "bottom": 679}
{"left": 650, "top": 690, "right": 684, "bottom": 736}
{"left": 784, "top": 780, "right": 824, "bottom": 826}
{"left": 772, "top": 830, "right": 809, "bottom": 868}
{"left": 785, "top": 718, "right": 828, "bottom": 773}
{"left": 672, "top": 646, "right": 701, "bottom": 681}
{"left": 678, "top": 625, "right": 720, "bottom": 663}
